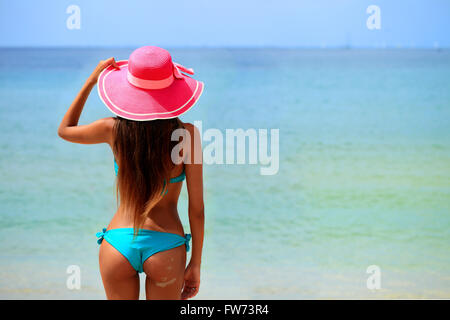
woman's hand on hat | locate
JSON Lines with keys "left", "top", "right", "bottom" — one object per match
{"left": 88, "top": 57, "right": 120, "bottom": 85}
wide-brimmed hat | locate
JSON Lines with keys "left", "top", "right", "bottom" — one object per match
{"left": 97, "top": 46, "right": 204, "bottom": 121}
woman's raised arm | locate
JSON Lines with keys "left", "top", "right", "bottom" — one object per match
{"left": 57, "top": 57, "right": 118, "bottom": 145}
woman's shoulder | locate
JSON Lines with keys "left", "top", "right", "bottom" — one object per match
{"left": 179, "top": 121, "right": 200, "bottom": 138}
{"left": 104, "top": 117, "right": 117, "bottom": 147}
{"left": 178, "top": 121, "right": 202, "bottom": 164}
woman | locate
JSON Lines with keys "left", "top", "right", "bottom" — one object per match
{"left": 58, "top": 46, "right": 205, "bottom": 300}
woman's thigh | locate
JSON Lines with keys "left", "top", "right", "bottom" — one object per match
{"left": 99, "top": 240, "right": 140, "bottom": 300}
{"left": 143, "top": 244, "right": 187, "bottom": 300}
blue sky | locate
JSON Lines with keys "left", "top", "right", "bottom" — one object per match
{"left": 0, "top": 0, "right": 449, "bottom": 48}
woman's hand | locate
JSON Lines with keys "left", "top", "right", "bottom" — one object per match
{"left": 88, "top": 57, "right": 119, "bottom": 85}
{"left": 181, "top": 262, "right": 201, "bottom": 300}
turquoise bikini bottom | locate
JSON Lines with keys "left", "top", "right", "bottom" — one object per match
{"left": 96, "top": 228, "right": 191, "bottom": 273}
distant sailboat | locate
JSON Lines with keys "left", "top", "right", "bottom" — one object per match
{"left": 344, "top": 32, "right": 351, "bottom": 50}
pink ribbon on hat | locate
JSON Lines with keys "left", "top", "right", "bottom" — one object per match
{"left": 173, "top": 62, "right": 194, "bottom": 79}
{"left": 127, "top": 62, "right": 195, "bottom": 90}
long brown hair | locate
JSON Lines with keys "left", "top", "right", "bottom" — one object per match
{"left": 112, "top": 116, "right": 184, "bottom": 235}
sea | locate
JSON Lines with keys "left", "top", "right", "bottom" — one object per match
{"left": 0, "top": 47, "right": 449, "bottom": 299}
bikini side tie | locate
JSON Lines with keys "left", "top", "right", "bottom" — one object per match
{"left": 96, "top": 228, "right": 107, "bottom": 244}
{"left": 184, "top": 233, "right": 192, "bottom": 252}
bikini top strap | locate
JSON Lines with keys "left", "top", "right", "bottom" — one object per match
{"left": 169, "top": 170, "right": 186, "bottom": 183}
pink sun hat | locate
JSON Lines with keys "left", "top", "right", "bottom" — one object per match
{"left": 97, "top": 46, "right": 204, "bottom": 121}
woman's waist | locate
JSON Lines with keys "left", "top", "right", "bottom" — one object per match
{"left": 107, "top": 206, "right": 184, "bottom": 236}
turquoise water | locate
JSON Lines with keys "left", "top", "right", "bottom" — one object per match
{"left": 0, "top": 48, "right": 449, "bottom": 299}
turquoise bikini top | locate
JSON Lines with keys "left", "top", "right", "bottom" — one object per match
{"left": 114, "top": 157, "right": 185, "bottom": 195}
